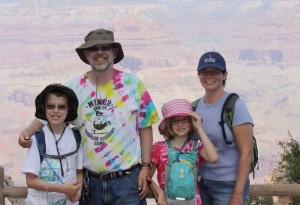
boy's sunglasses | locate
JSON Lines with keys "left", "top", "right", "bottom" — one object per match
{"left": 45, "top": 104, "right": 68, "bottom": 110}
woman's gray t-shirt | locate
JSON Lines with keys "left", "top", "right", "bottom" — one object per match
{"left": 196, "top": 92, "right": 253, "bottom": 181}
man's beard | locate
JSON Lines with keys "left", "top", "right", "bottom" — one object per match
{"left": 90, "top": 60, "right": 113, "bottom": 73}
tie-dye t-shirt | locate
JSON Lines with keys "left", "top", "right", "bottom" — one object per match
{"left": 65, "top": 69, "right": 159, "bottom": 172}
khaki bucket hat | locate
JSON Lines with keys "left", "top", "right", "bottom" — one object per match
{"left": 76, "top": 28, "right": 124, "bottom": 64}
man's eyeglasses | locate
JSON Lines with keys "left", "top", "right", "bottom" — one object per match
{"left": 87, "top": 45, "right": 114, "bottom": 52}
{"left": 170, "top": 117, "right": 191, "bottom": 126}
{"left": 45, "top": 104, "right": 68, "bottom": 110}
{"left": 199, "top": 69, "right": 223, "bottom": 76}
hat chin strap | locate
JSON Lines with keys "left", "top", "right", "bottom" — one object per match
{"left": 47, "top": 122, "right": 67, "bottom": 135}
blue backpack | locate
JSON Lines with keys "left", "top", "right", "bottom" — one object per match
{"left": 164, "top": 139, "right": 199, "bottom": 200}
{"left": 35, "top": 127, "right": 81, "bottom": 163}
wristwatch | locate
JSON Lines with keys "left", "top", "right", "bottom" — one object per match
{"left": 140, "top": 162, "right": 152, "bottom": 168}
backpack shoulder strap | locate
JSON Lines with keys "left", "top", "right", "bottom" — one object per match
{"left": 191, "top": 140, "right": 200, "bottom": 151}
{"left": 191, "top": 98, "right": 200, "bottom": 111}
{"left": 71, "top": 127, "right": 81, "bottom": 151}
{"left": 165, "top": 140, "right": 173, "bottom": 149}
{"left": 165, "top": 139, "right": 190, "bottom": 152}
{"left": 219, "top": 93, "right": 239, "bottom": 145}
{"left": 35, "top": 130, "right": 46, "bottom": 163}
{"left": 223, "top": 93, "right": 239, "bottom": 130}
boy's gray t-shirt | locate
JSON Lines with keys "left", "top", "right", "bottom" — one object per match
{"left": 196, "top": 92, "right": 253, "bottom": 181}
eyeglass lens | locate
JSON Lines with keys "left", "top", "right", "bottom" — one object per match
{"left": 87, "top": 45, "right": 113, "bottom": 52}
{"left": 170, "top": 117, "right": 190, "bottom": 125}
{"left": 200, "top": 69, "right": 222, "bottom": 76}
{"left": 45, "top": 104, "right": 68, "bottom": 110}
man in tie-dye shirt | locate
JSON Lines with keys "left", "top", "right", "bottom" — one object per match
{"left": 19, "top": 28, "right": 160, "bottom": 205}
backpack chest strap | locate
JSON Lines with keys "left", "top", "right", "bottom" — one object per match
{"left": 44, "top": 149, "right": 78, "bottom": 160}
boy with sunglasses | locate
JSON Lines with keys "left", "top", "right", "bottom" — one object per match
{"left": 22, "top": 84, "right": 83, "bottom": 205}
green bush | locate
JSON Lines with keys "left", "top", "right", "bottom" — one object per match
{"left": 246, "top": 196, "right": 273, "bottom": 205}
{"left": 246, "top": 131, "right": 299, "bottom": 205}
{"left": 277, "top": 131, "right": 300, "bottom": 204}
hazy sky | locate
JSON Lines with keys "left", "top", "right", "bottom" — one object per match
{"left": 0, "top": 0, "right": 20, "bottom": 3}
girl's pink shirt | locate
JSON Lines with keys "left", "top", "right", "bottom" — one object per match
{"left": 151, "top": 140, "right": 205, "bottom": 205}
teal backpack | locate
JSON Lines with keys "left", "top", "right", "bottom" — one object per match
{"left": 192, "top": 93, "right": 259, "bottom": 178}
{"left": 164, "top": 139, "right": 199, "bottom": 200}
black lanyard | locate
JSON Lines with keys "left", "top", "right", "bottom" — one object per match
{"left": 48, "top": 124, "right": 67, "bottom": 177}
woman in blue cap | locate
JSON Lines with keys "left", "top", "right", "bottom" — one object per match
{"left": 194, "top": 52, "right": 254, "bottom": 205}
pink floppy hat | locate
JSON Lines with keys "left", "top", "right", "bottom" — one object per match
{"left": 158, "top": 99, "right": 192, "bottom": 134}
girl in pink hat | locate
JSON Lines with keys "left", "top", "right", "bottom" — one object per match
{"left": 149, "top": 99, "right": 218, "bottom": 205}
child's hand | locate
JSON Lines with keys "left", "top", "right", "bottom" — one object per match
{"left": 157, "top": 189, "right": 168, "bottom": 205}
{"left": 189, "top": 111, "right": 203, "bottom": 128}
{"left": 63, "top": 181, "right": 81, "bottom": 199}
{"left": 146, "top": 177, "right": 168, "bottom": 205}
{"left": 69, "top": 188, "right": 81, "bottom": 203}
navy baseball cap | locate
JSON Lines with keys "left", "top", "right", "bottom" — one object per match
{"left": 197, "top": 51, "right": 226, "bottom": 72}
